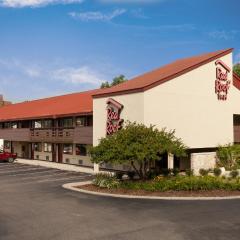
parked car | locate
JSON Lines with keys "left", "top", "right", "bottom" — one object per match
{"left": 0, "top": 151, "right": 17, "bottom": 163}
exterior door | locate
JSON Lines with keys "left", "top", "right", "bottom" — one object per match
{"left": 57, "top": 144, "right": 63, "bottom": 163}
{"left": 52, "top": 144, "right": 57, "bottom": 162}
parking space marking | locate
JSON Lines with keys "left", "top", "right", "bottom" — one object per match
{"left": 37, "top": 175, "right": 90, "bottom": 183}
{"left": 1, "top": 169, "right": 62, "bottom": 178}
{"left": 5, "top": 170, "right": 83, "bottom": 180}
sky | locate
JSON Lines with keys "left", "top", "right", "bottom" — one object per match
{"left": 0, "top": 0, "right": 239, "bottom": 102}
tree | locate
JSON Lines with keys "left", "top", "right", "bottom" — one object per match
{"left": 89, "top": 122, "right": 186, "bottom": 179}
{"left": 233, "top": 64, "right": 240, "bottom": 77}
{"left": 216, "top": 143, "right": 240, "bottom": 170}
{"left": 100, "top": 75, "right": 127, "bottom": 89}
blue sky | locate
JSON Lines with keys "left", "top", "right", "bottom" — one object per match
{"left": 0, "top": 0, "right": 239, "bottom": 102}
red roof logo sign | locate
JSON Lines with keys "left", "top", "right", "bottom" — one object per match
{"left": 106, "top": 98, "right": 124, "bottom": 135}
{"left": 215, "top": 60, "right": 231, "bottom": 101}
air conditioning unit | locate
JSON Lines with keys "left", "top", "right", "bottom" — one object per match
{"left": 78, "top": 160, "right": 83, "bottom": 165}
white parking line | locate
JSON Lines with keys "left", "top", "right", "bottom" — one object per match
{"left": 37, "top": 175, "right": 91, "bottom": 183}
{"left": 3, "top": 169, "right": 61, "bottom": 177}
{"left": 0, "top": 167, "right": 48, "bottom": 174}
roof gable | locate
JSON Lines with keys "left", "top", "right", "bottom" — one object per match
{"left": 93, "top": 48, "right": 233, "bottom": 98}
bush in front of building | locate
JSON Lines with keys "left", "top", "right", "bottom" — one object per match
{"left": 185, "top": 169, "right": 194, "bottom": 176}
{"left": 230, "top": 170, "right": 239, "bottom": 179}
{"left": 118, "top": 176, "right": 240, "bottom": 192}
{"left": 216, "top": 144, "right": 240, "bottom": 170}
{"left": 199, "top": 168, "right": 209, "bottom": 176}
{"left": 89, "top": 122, "right": 187, "bottom": 180}
{"left": 93, "top": 173, "right": 120, "bottom": 189}
{"left": 213, "top": 168, "right": 222, "bottom": 177}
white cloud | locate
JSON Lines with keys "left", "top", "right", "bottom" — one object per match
{"left": 51, "top": 66, "right": 104, "bottom": 85}
{"left": 69, "top": 8, "right": 126, "bottom": 22}
{"left": 208, "top": 30, "right": 239, "bottom": 40}
{"left": 0, "top": 0, "right": 84, "bottom": 8}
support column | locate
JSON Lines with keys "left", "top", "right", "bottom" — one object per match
{"left": 168, "top": 153, "right": 174, "bottom": 169}
{"left": 94, "top": 163, "right": 99, "bottom": 174}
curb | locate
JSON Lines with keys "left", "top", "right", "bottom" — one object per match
{"left": 62, "top": 181, "right": 240, "bottom": 201}
{"left": 15, "top": 159, "right": 94, "bottom": 174}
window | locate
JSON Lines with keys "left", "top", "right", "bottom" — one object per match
{"left": 59, "top": 118, "right": 73, "bottom": 128}
{"left": 4, "top": 141, "right": 11, "bottom": 149}
{"left": 42, "top": 120, "right": 52, "bottom": 128}
{"left": 34, "top": 143, "right": 42, "bottom": 152}
{"left": 76, "top": 117, "right": 86, "bottom": 127}
{"left": 76, "top": 144, "right": 87, "bottom": 156}
{"left": 63, "top": 144, "right": 73, "bottom": 155}
{"left": 4, "top": 122, "right": 11, "bottom": 128}
{"left": 44, "top": 143, "right": 52, "bottom": 152}
{"left": 34, "top": 120, "right": 42, "bottom": 128}
{"left": 12, "top": 122, "right": 17, "bottom": 129}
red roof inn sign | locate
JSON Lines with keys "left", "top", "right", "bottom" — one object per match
{"left": 215, "top": 60, "right": 231, "bottom": 101}
{"left": 106, "top": 98, "right": 124, "bottom": 135}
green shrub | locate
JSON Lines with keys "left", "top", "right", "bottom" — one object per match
{"left": 161, "top": 168, "right": 171, "bottom": 177}
{"left": 127, "top": 171, "right": 135, "bottom": 180}
{"left": 146, "top": 170, "right": 158, "bottom": 179}
{"left": 199, "top": 169, "right": 209, "bottom": 176}
{"left": 172, "top": 168, "right": 180, "bottom": 176}
{"left": 230, "top": 170, "right": 239, "bottom": 179}
{"left": 120, "top": 175, "right": 240, "bottom": 192}
{"left": 115, "top": 171, "right": 124, "bottom": 180}
{"left": 93, "top": 173, "right": 120, "bottom": 189}
{"left": 216, "top": 144, "right": 240, "bottom": 170}
{"left": 185, "top": 169, "right": 194, "bottom": 176}
{"left": 213, "top": 168, "right": 222, "bottom": 177}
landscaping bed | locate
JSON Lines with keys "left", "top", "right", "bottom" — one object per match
{"left": 78, "top": 184, "right": 240, "bottom": 197}
{"left": 76, "top": 174, "right": 240, "bottom": 197}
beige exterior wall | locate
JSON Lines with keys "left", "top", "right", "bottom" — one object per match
{"left": 34, "top": 151, "right": 52, "bottom": 162}
{"left": 93, "top": 92, "right": 144, "bottom": 146}
{"left": 93, "top": 53, "right": 238, "bottom": 149}
{"left": 62, "top": 144, "right": 93, "bottom": 167}
{"left": 92, "top": 52, "right": 240, "bottom": 172}
{"left": 144, "top": 53, "right": 236, "bottom": 148}
{"left": 191, "top": 152, "right": 217, "bottom": 175}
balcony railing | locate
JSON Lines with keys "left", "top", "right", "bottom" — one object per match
{"left": 30, "top": 127, "right": 93, "bottom": 144}
{"left": 0, "top": 128, "right": 31, "bottom": 142}
{"left": 0, "top": 126, "right": 93, "bottom": 144}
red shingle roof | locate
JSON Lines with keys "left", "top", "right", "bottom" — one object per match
{"left": 93, "top": 48, "right": 233, "bottom": 98}
{"left": 0, "top": 89, "right": 101, "bottom": 122}
{"left": 0, "top": 48, "right": 234, "bottom": 122}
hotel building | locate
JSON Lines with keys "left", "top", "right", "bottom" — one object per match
{"left": 0, "top": 48, "right": 240, "bottom": 173}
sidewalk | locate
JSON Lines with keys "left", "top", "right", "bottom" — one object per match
{"left": 15, "top": 159, "right": 94, "bottom": 174}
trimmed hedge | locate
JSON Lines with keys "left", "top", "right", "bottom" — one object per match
{"left": 93, "top": 174, "right": 240, "bottom": 191}
{"left": 120, "top": 176, "right": 240, "bottom": 191}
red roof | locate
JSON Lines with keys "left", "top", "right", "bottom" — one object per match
{"left": 0, "top": 89, "right": 101, "bottom": 122}
{"left": 0, "top": 48, "right": 234, "bottom": 122}
{"left": 93, "top": 48, "right": 233, "bottom": 98}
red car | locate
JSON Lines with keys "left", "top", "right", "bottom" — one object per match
{"left": 0, "top": 151, "right": 17, "bottom": 163}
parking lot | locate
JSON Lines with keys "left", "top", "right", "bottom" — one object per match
{"left": 0, "top": 162, "right": 240, "bottom": 240}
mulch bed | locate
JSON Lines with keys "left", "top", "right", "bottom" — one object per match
{"left": 77, "top": 184, "right": 240, "bottom": 197}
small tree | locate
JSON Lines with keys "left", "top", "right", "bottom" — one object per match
{"left": 89, "top": 122, "right": 186, "bottom": 179}
{"left": 216, "top": 143, "right": 240, "bottom": 170}
{"left": 100, "top": 75, "right": 127, "bottom": 89}
{"left": 234, "top": 64, "right": 240, "bottom": 77}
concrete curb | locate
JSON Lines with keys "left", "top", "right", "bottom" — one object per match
{"left": 15, "top": 159, "right": 94, "bottom": 174}
{"left": 62, "top": 181, "right": 240, "bottom": 201}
